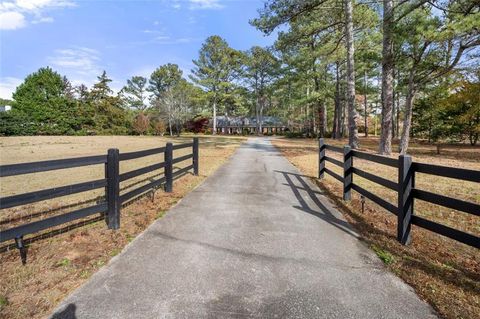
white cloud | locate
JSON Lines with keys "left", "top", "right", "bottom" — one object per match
{"left": 109, "top": 80, "right": 123, "bottom": 95}
{"left": 189, "top": 0, "right": 223, "bottom": 10}
{"left": 0, "top": 2, "right": 17, "bottom": 10}
{"left": 0, "top": 0, "right": 75, "bottom": 30}
{"left": 143, "top": 29, "right": 165, "bottom": 34}
{"left": 47, "top": 47, "right": 123, "bottom": 92}
{"left": 153, "top": 36, "right": 199, "bottom": 45}
{"left": 169, "top": 0, "right": 181, "bottom": 10}
{"left": 0, "top": 77, "right": 22, "bottom": 99}
{"left": 0, "top": 10, "right": 25, "bottom": 29}
{"left": 14, "top": 0, "right": 75, "bottom": 11}
{"left": 165, "top": 0, "right": 223, "bottom": 10}
{"left": 143, "top": 21, "right": 168, "bottom": 36}
{"left": 32, "top": 16, "right": 53, "bottom": 24}
{"left": 46, "top": 47, "right": 122, "bottom": 93}
{"left": 141, "top": 21, "right": 200, "bottom": 46}
{"left": 48, "top": 47, "right": 100, "bottom": 73}
{"left": 47, "top": 47, "right": 102, "bottom": 87}
{"left": 0, "top": 46, "right": 108, "bottom": 99}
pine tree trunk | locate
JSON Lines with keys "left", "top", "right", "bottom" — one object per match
{"left": 312, "top": 104, "right": 316, "bottom": 136}
{"left": 341, "top": 98, "right": 346, "bottom": 137}
{"left": 379, "top": 0, "right": 394, "bottom": 155}
{"left": 345, "top": 0, "right": 359, "bottom": 148}
{"left": 396, "top": 69, "right": 401, "bottom": 137}
{"left": 321, "top": 65, "right": 328, "bottom": 137}
{"left": 320, "top": 101, "right": 327, "bottom": 137}
{"left": 256, "top": 95, "right": 260, "bottom": 135}
{"left": 392, "top": 67, "right": 396, "bottom": 139}
{"left": 260, "top": 100, "right": 264, "bottom": 134}
{"left": 364, "top": 70, "right": 368, "bottom": 137}
{"left": 212, "top": 97, "right": 217, "bottom": 135}
{"left": 399, "top": 71, "right": 416, "bottom": 154}
{"left": 339, "top": 65, "right": 347, "bottom": 138}
{"left": 396, "top": 88, "right": 400, "bottom": 137}
{"left": 303, "top": 85, "right": 312, "bottom": 137}
{"left": 333, "top": 62, "right": 341, "bottom": 139}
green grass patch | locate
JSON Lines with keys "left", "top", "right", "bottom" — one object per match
{"left": 93, "top": 259, "right": 105, "bottom": 268}
{"left": 79, "top": 270, "right": 90, "bottom": 279}
{"left": 371, "top": 245, "right": 395, "bottom": 265}
{"left": 56, "top": 258, "right": 71, "bottom": 268}
{"left": 0, "top": 295, "right": 9, "bottom": 310}
{"left": 126, "top": 233, "right": 135, "bottom": 242}
{"left": 110, "top": 248, "right": 122, "bottom": 257}
{"left": 156, "top": 210, "right": 167, "bottom": 219}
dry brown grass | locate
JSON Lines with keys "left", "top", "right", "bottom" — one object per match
{"left": 0, "top": 135, "right": 245, "bottom": 319}
{"left": 272, "top": 136, "right": 479, "bottom": 319}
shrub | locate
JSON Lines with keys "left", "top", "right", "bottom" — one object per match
{"left": 0, "top": 111, "right": 37, "bottom": 136}
{"left": 152, "top": 119, "right": 166, "bottom": 136}
{"left": 186, "top": 116, "right": 209, "bottom": 133}
{"left": 132, "top": 113, "right": 149, "bottom": 135}
{"left": 285, "top": 131, "right": 305, "bottom": 138}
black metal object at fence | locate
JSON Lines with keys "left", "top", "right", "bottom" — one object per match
{"left": 0, "top": 138, "right": 200, "bottom": 264}
{"left": 318, "top": 138, "right": 480, "bottom": 249}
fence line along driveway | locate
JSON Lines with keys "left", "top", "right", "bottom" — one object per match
{"left": 51, "top": 138, "right": 436, "bottom": 319}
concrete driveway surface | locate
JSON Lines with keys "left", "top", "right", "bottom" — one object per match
{"left": 51, "top": 138, "right": 436, "bottom": 319}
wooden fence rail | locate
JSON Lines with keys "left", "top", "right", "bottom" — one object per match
{"left": 318, "top": 138, "right": 480, "bottom": 249}
{"left": 0, "top": 138, "right": 199, "bottom": 264}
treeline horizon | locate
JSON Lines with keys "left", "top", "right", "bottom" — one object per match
{"left": 1, "top": 0, "right": 479, "bottom": 152}
{"left": 0, "top": 37, "right": 283, "bottom": 138}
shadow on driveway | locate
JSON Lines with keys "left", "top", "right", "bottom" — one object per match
{"left": 51, "top": 303, "right": 77, "bottom": 319}
{"left": 275, "top": 170, "right": 358, "bottom": 238}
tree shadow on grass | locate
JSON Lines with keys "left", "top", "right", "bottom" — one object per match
{"left": 0, "top": 169, "right": 193, "bottom": 255}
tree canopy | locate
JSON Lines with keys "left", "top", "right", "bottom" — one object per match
{"left": 2, "top": 1, "right": 479, "bottom": 149}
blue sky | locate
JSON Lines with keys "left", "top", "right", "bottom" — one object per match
{"left": 0, "top": 0, "right": 276, "bottom": 99}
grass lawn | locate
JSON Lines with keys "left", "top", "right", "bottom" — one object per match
{"left": 0, "top": 134, "right": 245, "bottom": 319}
{"left": 272, "top": 136, "right": 479, "bottom": 319}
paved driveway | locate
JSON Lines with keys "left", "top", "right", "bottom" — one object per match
{"left": 51, "top": 138, "right": 436, "bottom": 319}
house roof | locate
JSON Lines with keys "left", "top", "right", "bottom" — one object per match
{"left": 214, "top": 116, "right": 285, "bottom": 127}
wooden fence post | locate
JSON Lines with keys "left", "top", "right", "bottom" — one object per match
{"left": 165, "top": 142, "right": 173, "bottom": 192}
{"left": 106, "top": 148, "right": 120, "bottom": 230}
{"left": 343, "top": 145, "right": 352, "bottom": 201}
{"left": 193, "top": 137, "right": 199, "bottom": 176}
{"left": 398, "top": 154, "right": 413, "bottom": 244}
{"left": 318, "top": 138, "right": 325, "bottom": 179}
{"left": 104, "top": 161, "right": 108, "bottom": 224}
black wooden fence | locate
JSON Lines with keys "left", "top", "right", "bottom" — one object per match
{"left": 0, "top": 138, "right": 199, "bottom": 263}
{"left": 318, "top": 138, "right": 480, "bottom": 249}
